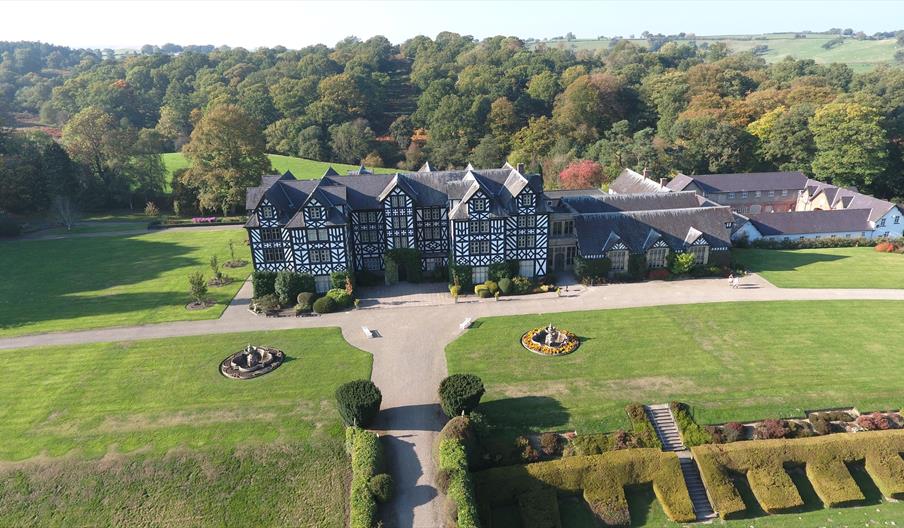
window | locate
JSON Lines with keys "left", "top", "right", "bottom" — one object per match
{"left": 422, "top": 227, "right": 443, "bottom": 240}
{"left": 768, "top": 190, "right": 775, "bottom": 197}
{"left": 552, "top": 222, "right": 563, "bottom": 236}
{"left": 879, "top": 218, "right": 886, "bottom": 227}
{"left": 314, "top": 275, "right": 331, "bottom": 293}
{"left": 646, "top": 247, "right": 669, "bottom": 269}
{"left": 608, "top": 250, "right": 628, "bottom": 272}
{"left": 517, "top": 215, "right": 536, "bottom": 228}
{"left": 307, "top": 207, "right": 323, "bottom": 219}
{"left": 391, "top": 216, "right": 407, "bottom": 229}
{"left": 741, "top": 192, "right": 748, "bottom": 198}
{"left": 517, "top": 235, "right": 536, "bottom": 248}
{"left": 358, "top": 230, "right": 380, "bottom": 244}
{"left": 688, "top": 245, "right": 709, "bottom": 265}
{"left": 363, "top": 257, "right": 382, "bottom": 270}
{"left": 260, "top": 205, "right": 276, "bottom": 219}
{"left": 307, "top": 228, "right": 329, "bottom": 242}
{"left": 392, "top": 236, "right": 410, "bottom": 248}
{"left": 518, "top": 193, "right": 534, "bottom": 208}
{"left": 389, "top": 195, "right": 407, "bottom": 208}
{"left": 519, "top": 260, "right": 534, "bottom": 277}
{"left": 781, "top": 190, "right": 788, "bottom": 196}
{"left": 563, "top": 221, "right": 573, "bottom": 235}
{"left": 260, "top": 228, "right": 281, "bottom": 242}
{"left": 309, "top": 249, "right": 330, "bottom": 263}
{"left": 262, "top": 247, "right": 282, "bottom": 262}
{"left": 727, "top": 192, "right": 735, "bottom": 200}
{"left": 566, "top": 246, "right": 576, "bottom": 266}
{"left": 845, "top": 234, "right": 851, "bottom": 238}
{"left": 469, "top": 240, "right": 490, "bottom": 255}
{"left": 754, "top": 191, "right": 761, "bottom": 198}
{"left": 470, "top": 199, "right": 487, "bottom": 211}
{"left": 724, "top": 221, "right": 734, "bottom": 229}
{"left": 422, "top": 208, "right": 442, "bottom": 220}
{"left": 470, "top": 220, "right": 490, "bottom": 234}
{"left": 359, "top": 211, "right": 379, "bottom": 224}
{"left": 895, "top": 216, "right": 901, "bottom": 225}
{"left": 472, "top": 266, "right": 488, "bottom": 283}
{"left": 783, "top": 237, "right": 790, "bottom": 241}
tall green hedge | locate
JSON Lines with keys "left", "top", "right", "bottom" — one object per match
{"left": 439, "top": 437, "right": 480, "bottom": 528}
{"left": 627, "top": 254, "right": 647, "bottom": 281}
{"left": 251, "top": 270, "right": 277, "bottom": 298}
{"left": 450, "top": 262, "right": 473, "bottom": 292}
{"left": 439, "top": 374, "right": 485, "bottom": 418}
{"left": 347, "top": 426, "right": 384, "bottom": 528}
{"left": 336, "top": 380, "right": 382, "bottom": 427}
{"left": 573, "top": 256, "right": 610, "bottom": 283}
{"left": 274, "top": 270, "right": 315, "bottom": 307}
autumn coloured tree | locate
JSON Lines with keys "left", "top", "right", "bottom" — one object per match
{"left": 558, "top": 160, "right": 604, "bottom": 190}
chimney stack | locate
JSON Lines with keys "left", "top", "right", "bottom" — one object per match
{"left": 660, "top": 178, "right": 668, "bottom": 187}
{"left": 516, "top": 162, "right": 525, "bottom": 173}
{"left": 642, "top": 167, "right": 648, "bottom": 178}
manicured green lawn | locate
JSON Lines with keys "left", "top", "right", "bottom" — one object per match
{"left": 0, "top": 229, "right": 250, "bottom": 336}
{"left": 0, "top": 328, "right": 371, "bottom": 526}
{"left": 447, "top": 301, "right": 904, "bottom": 435}
{"left": 163, "top": 152, "right": 398, "bottom": 185}
{"left": 733, "top": 247, "right": 904, "bottom": 289}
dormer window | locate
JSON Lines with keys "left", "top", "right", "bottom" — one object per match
{"left": 308, "top": 207, "right": 323, "bottom": 220}
{"left": 518, "top": 193, "right": 534, "bottom": 208}
{"left": 471, "top": 199, "right": 487, "bottom": 212}
{"left": 260, "top": 205, "right": 276, "bottom": 219}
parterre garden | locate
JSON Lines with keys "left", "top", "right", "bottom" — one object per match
{"left": 445, "top": 300, "right": 904, "bottom": 526}
{"left": 0, "top": 328, "right": 372, "bottom": 526}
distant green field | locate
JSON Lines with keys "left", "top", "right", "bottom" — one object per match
{"left": 536, "top": 33, "right": 899, "bottom": 71}
{"left": 162, "top": 152, "right": 397, "bottom": 185}
{"left": 733, "top": 247, "right": 904, "bottom": 289}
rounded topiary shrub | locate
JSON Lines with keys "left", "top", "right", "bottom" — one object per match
{"left": 296, "top": 292, "right": 315, "bottom": 311}
{"left": 369, "top": 473, "right": 393, "bottom": 503}
{"left": 313, "top": 296, "right": 338, "bottom": 314}
{"left": 438, "top": 374, "right": 485, "bottom": 418}
{"left": 335, "top": 379, "right": 382, "bottom": 427}
{"left": 326, "top": 288, "right": 352, "bottom": 308}
{"left": 498, "top": 277, "right": 512, "bottom": 295}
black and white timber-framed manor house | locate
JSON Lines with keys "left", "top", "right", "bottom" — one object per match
{"left": 245, "top": 163, "right": 733, "bottom": 291}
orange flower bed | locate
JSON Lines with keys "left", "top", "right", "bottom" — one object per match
{"left": 521, "top": 328, "right": 580, "bottom": 356}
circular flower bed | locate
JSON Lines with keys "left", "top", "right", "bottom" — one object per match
{"left": 521, "top": 327, "right": 580, "bottom": 356}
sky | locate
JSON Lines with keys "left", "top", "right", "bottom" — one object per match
{"left": 2, "top": 0, "right": 902, "bottom": 50}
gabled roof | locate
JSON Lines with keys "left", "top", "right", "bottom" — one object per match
{"left": 609, "top": 168, "right": 669, "bottom": 194}
{"left": 801, "top": 178, "right": 898, "bottom": 223}
{"left": 322, "top": 166, "right": 339, "bottom": 177}
{"left": 419, "top": 161, "right": 433, "bottom": 172}
{"left": 560, "top": 191, "right": 702, "bottom": 214}
{"left": 667, "top": 171, "right": 808, "bottom": 193}
{"left": 748, "top": 209, "right": 873, "bottom": 236}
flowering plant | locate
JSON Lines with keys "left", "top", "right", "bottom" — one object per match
{"left": 521, "top": 327, "right": 580, "bottom": 355}
{"left": 192, "top": 217, "right": 218, "bottom": 223}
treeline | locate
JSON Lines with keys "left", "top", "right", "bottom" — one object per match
{"left": 3, "top": 33, "right": 904, "bottom": 217}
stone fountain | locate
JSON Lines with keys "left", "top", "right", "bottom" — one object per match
{"left": 521, "top": 323, "right": 580, "bottom": 356}
{"left": 220, "top": 344, "right": 285, "bottom": 379}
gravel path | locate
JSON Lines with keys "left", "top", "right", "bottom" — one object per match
{"left": 3, "top": 274, "right": 904, "bottom": 527}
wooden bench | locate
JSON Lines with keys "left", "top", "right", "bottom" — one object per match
{"left": 459, "top": 318, "right": 472, "bottom": 330}
{"left": 362, "top": 326, "right": 374, "bottom": 338}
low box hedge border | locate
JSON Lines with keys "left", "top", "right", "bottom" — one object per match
{"left": 692, "top": 429, "right": 904, "bottom": 519}
{"left": 473, "top": 448, "right": 695, "bottom": 526}
{"left": 346, "top": 426, "right": 385, "bottom": 528}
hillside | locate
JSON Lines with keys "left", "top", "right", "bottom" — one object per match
{"left": 162, "top": 153, "right": 399, "bottom": 184}
{"left": 535, "top": 32, "right": 899, "bottom": 71}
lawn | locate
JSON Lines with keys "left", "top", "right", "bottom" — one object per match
{"left": 733, "top": 247, "right": 904, "bottom": 289}
{"left": 162, "top": 152, "right": 398, "bottom": 185}
{"left": 0, "top": 328, "right": 371, "bottom": 526}
{"left": 0, "top": 228, "right": 250, "bottom": 337}
{"left": 446, "top": 300, "right": 904, "bottom": 435}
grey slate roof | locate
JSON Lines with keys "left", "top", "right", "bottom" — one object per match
{"left": 609, "top": 169, "right": 669, "bottom": 194}
{"left": 667, "top": 171, "right": 808, "bottom": 193}
{"left": 561, "top": 191, "right": 702, "bottom": 214}
{"left": 574, "top": 206, "right": 734, "bottom": 257}
{"left": 748, "top": 209, "right": 873, "bottom": 236}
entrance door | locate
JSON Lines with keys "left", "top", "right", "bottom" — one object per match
{"left": 398, "top": 262, "right": 408, "bottom": 282}
{"left": 554, "top": 251, "right": 566, "bottom": 272}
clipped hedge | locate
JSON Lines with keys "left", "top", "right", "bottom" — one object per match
{"left": 573, "top": 255, "right": 610, "bottom": 283}
{"left": 336, "top": 380, "right": 382, "bottom": 427}
{"left": 439, "top": 374, "right": 485, "bottom": 418}
{"left": 346, "top": 426, "right": 383, "bottom": 528}
{"left": 625, "top": 403, "right": 663, "bottom": 450}
{"left": 251, "top": 270, "right": 277, "bottom": 298}
{"left": 439, "top": 437, "right": 480, "bottom": 528}
{"left": 692, "top": 430, "right": 904, "bottom": 519}
{"left": 326, "top": 288, "right": 353, "bottom": 309}
{"left": 313, "top": 296, "right": 338, "bottom": 314}
{"left": 670, "top": 402, "right": 714, "bottom": 447}
{"left": 473, "top": 449, "right": 695, "bottom": 525}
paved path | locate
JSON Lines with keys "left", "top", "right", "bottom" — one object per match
{"left": 3, "top": 274, "right": 904, "bottom": 527}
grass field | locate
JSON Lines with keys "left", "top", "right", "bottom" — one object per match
{"left": 162, "top": 152, "right": 398, "bottom": 185}
{"left": 535, "top": 33, "right": 898, "bottom": 71}
{"left": 0, "top": 228, "right": 249, "bottom": 337}
{"left": 446, "top": 300, "right": 904, "bottom": 435}
{"left": 0, "top": 328, "right": 371, "bottom": 526}
{"left": 733, "top": 247, "right": 904, "bottom": 289}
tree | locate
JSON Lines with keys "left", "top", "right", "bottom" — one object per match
{"left": 329, "top": 119, "right": 375, "bottom": 164}
{"left": 297, "top": 125, "right": 328, "bottom": 160}
{"left": 438, "top": 374, "right": 485, "bottom": 417}
{"left": 748, "top": 104, "right": 816, "bottom": 172}
{"left": 182, "top": 104, "right": 272, "bottom": 214}
{"left": 487, "top": 97, "right": 518, "bottom": 150}
{"left": 188, "top": 270, "right": 208, "bottom": 304}
{"left": 335, "top": 379, "right": 382, "bottom": 427}
{"left": 388, "top": 115, "right": 414, "bottom": 150}
{"left": 810, "top": 102, "right": 887, "bottom": 189}
{"left": 62, "top": 106, "right": 134, "bottom": 207}
{"left": 559, "top": 160, "right": 604, "bottom": 189}
{"left": 553, "top": 73, "right": 631, "bottom": 143}
{"left": 471, "top": 135, "right": 503, "bottom": 168}
{"left": 509, "top": 116, "right": 558, "bottom": 171}
{"left": 527, "top": 71, "right": 560, "bottom": 105}
{"left": 671, "top": 116, "right": 756, "bottom": 174}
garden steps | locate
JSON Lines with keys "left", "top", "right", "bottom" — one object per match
{"left": 646, "top": 404, "right": 717, "bottom": 521}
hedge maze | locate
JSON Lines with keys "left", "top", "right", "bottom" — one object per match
{"left": 473, "top": 449, "right": 696, "bottom": 526}
{"left": 692, "top": 430, "right": 904, "bottom": 519}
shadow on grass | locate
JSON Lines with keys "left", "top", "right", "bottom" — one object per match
{"left": 479, "top": 396, "right": 571, "bottom": 432}
{"left": 785, "top": 463, "right": 824, "bottom": 513}
{"left": 625, "top": 483, "right": 665, "bottom": 527}
{"left": 730, "top": 470, "right": 767, "bottom": 519}
{"left": 735, "top": 249, "right": 848, "bottom": 274}
{"left": 846, "top": 460, "right": 884, "bottom": 506}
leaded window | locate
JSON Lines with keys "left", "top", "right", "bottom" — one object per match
{"left": 470, "top": 220, "right": 490, "bottom": 234}
{"left": 262, "top": 247, "right": 282, "bottom": 262}
{"left": 309, "top": 249, "right": 330, "bottom": 263}
{"left": 518, "top": 193, "right": 534, "bottom": 208}
{"left": 260, "top": 205, "right": 276, "bottom": 219}
{"left": 688, "top": 245, "right": 709, "bottom": 265}
{"left": 517, "top": 215, "right": 536, "bottom": 228}
{"left": 307, "top": 228, "right": 329, "bottom": 242}
{"left": 469, "top": 240, "right": 490, "bottom": 255}
{"left": 517, "top": 235, "right": 535, "bottom": 248}
{"left": 608, "top": 250, "right": 628, "bottom": 272}
{"left": 647, "top": 247, "right": 669, "bottom": 269}
{"left": 260, "top": 228, "right": 281, "bottom": 241}
{"left": 389, "top": 195, "right": 406, "bottom": 208}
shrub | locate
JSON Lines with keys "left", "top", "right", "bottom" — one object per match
{"left": 670, "top": 402, "right": 714, "bottom": 446}
{"left": 476, "top": 287, "right": 491, "bottom": 298}
{"left": 449, "top": 284, "right": 461, "bottom": 298}
{"left": 722, "top": 422, "right": 746, "bottom": 443}
{"left": 331, "top": 270, "right": 352, "bottom": 290}
{"left": 144, "top": 201, "right": 160, "bottom": 217}
{"left": 625, "top": 403, "right": 663, "bottom": 449}
{"left": 188, "top": 270, "right": 207, "bottom": 303}
{"left": 648, "top": 267, "right": 670, "bottom": 280}
{"left": 274, "top": 271, "right": 313, "bottom": 307}
{"left": 512, "top": 276, "right": 533, "bottom": 294}
{"left": 347, "top": 427, "right": 382, "bottom": 528}
{"left": 627, "top": 254, "right": 647, "bottom": 281}
{"left": 875, "top": 241, "right": 897, "bottom": 252}
{"left": 450, "top": 263, "right": 473, "bottom": 292}
{"left": 438, "top": 374, "right": 485, "bottom": 418}
{"left": 539, "top": 432, "right": 562, "bottom": 457}
{"left": 369, "top": 473, "right": 393, "bottom": 503}
{"left": 326, "top": 288, "right": 353, "bottom": 308}
{"left": 755, "top": 419, "right": 789, "bottom": 440}
{"left": 748, "top": 236, "right": 880, "bottom": 250}
{"left": 335, "top": 380, "right": 382, "bottom": 427}
{"left": 670, "top": 252, "right": 696, "bottom": 275}
{"left": 253, "top": 293, "right": 280, "bottom": 313}
{"left": 574, "top": 255, "right": 610, "bottom": 284}
{"left": 518, "top": 487, "right": 560, "bottom": 527}
{"left": 484, "top": 280, "right": 499, "bottom": 295}
{"left": 488, "top": 260, "right": 518, "bottom": 282}
{"left": 251, "top": 270, "right": 277, "bottom": 298}
{"left": 296, "top": 291, "right": 315, "bottom": 311}
{"left": 0, "top": 216, "right": 21, "bottom": 237}
{"left": 438, "top": 438, "right": 480, "bottom": 528}
{"left": 313, "top": 296, "right": 338, "bottom": 314}
{"left": 856, "top": 412, "right": 892, "bottom": 431}
{"left": 498, "top": 277, "right": 513, "bottom": 295}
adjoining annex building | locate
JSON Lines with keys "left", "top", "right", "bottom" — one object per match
{"left": 244, "top": 164, "right": 733, "bottom": 290}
